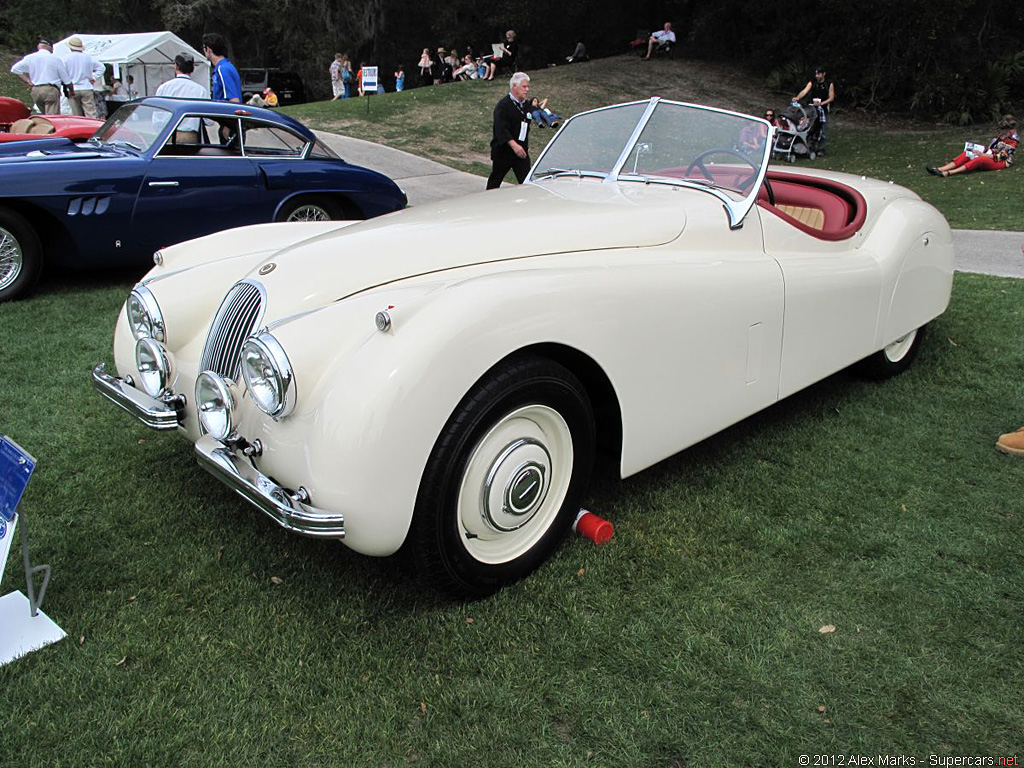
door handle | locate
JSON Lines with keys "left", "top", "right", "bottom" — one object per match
{"left": 148, "top": 181, "right": 179, "bottom": 187}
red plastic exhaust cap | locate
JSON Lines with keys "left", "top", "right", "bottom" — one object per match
{"left": 573, "top": 509, "right": 614, "bottom": 545}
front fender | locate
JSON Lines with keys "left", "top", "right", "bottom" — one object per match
{"left": 247, "top": 269, "right": 614, "bottom": 556}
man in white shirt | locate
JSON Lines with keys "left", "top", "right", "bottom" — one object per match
{"left": 154, "top": 54, "right": 210, "bottom": 143}
{"left": 10, "top": 39, "right": 74, "bottom": 115}
{"left": 642, "top": 22, "right": 677, "bottom": 60}
{"left": 60, "top": 36, "right": 105, "bottom": 118}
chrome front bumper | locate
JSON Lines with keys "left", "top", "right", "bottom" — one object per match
{"left": 195, "top": 435, "right": 346, "bottom": 539}
{"left": 92, "top": 363, "right": 182, "bottom": 430}
{"left": 93, "top": 363, "right": 346, "bottom": 539}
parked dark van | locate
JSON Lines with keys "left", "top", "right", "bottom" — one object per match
{"left": 239, "top": 69, "right": 307, "bottom": 105}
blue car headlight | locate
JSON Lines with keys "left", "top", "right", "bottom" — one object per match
{"left": 241, "top": 333, "right": 296, "bottom": 419}
{"left": 126, "top": 286, "right": 165, "bottom": 342}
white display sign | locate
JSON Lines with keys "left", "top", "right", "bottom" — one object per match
{"left": 0, "top": 437, "right": 65, "bottom": 666}
{"left": 362, "top": 66, "right": 378, "bottom": 92}
{"left": 0, "top": 513, "right": 16, "bottom": 590}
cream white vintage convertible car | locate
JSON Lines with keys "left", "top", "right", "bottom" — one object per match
{"left": 93, "top": 99, "right": 954, "bottom": 596}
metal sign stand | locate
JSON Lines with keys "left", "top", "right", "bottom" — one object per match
{"left": 0, "top": 436, "right": 65, "bottom": 666}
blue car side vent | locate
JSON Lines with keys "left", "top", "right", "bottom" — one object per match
{"left": 67, "top": 196, "right": 111, "bottom": 216}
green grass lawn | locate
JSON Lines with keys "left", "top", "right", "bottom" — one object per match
{"left": 1, "top": 271, "right": 1022, "bottom": 765}
{"left": 1, "top": 50, "right": 1022, "bottom": 764}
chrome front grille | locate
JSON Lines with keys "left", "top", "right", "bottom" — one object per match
{"left": 200, "top": 281, "right": 265, "bottom": 380}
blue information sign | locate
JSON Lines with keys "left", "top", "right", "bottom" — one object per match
{"left": 0, "top": 436, "right": 36, "bottom": 522}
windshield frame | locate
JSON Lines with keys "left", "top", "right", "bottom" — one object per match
{"left": 91, "top": 103, "right": 176, "bottom": 154}
{"left": 526, "top": 97, "right": 773, "bottom": 230}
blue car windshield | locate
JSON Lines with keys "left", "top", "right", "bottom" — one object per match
{"left": 95, "top": 104, "right": 173, "bottom": 152}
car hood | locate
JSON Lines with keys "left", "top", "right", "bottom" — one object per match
{"left": 251, "top": 180, "right": 686, "bottom": 313}
{"left": 0, "top": 138, "right": 119, "bottom": 162}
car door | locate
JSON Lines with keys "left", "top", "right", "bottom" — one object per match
{"left": 758, "top": 206, "right": 882, "bottom": 399}
{"left": 132, "top": 115, "right": 263, "bottom": 254}
{"left": 239, "top": 117, "right": 310, "bottom": 215}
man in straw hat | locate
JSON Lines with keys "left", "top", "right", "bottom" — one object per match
{"left": 60, "top": 36, "right": 105, "bottom": 118}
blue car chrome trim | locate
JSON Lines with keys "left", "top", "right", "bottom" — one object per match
{"left": 92, "top": 363, "right": 182, "bottom": 430}
{"left": 195, "top": 435, "right": 345, "bottom": 539}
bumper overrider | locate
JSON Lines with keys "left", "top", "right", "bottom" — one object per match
{"left": 91, "top": 363, "right": 346, "bottom": 539}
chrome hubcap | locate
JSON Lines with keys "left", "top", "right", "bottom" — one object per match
{"left": 287, "top": 204, "right": 330, "bottom": 222}
{"left": 0, "top": 226, "right": 23, "bottom": 292}
{"left": 458, "top": 404, "right": 573, "bottom": 564}
{"left": 883, "top": 329, "right": 917, "bottom": 363}
{"left": 481, "top": 439, "right": 551, "bottom": 532}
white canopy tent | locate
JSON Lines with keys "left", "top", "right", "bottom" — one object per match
{"left": 53, "top": 32, "right": 209, "bottom": 98}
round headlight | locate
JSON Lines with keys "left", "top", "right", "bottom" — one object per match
{"left": 195, "top": 371, "right": 238, "bottom": 441}
{"left": 126, "top": 286, "right": 165, "bottom": 342}
{"left": 135, "top": 338, "right": 174, "bottom": 397}
{"left": 240, "top": 334, "right": 295, "bottom": 419}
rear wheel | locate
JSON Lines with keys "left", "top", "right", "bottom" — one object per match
{"left": 406, "top": 356, "right": 596, "bottom": 598}
{"left": 276, "top": 195, "right": 351, "bottom": 222}
{"left": 0, "top": 208, "right": 42, "bottom": 303}
{"left": 856, "top": 326, "right": 925, "bottom": 380}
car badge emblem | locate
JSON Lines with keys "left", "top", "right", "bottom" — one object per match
{"left": 259, "top": 263, "right": 276, "bottom": 275}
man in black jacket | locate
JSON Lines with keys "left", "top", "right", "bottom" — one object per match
{"left": 487, "top": 72, "right": 532, "bottom": 189}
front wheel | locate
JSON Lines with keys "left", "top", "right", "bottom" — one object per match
{"left": 855, "top": 326, "right": 925, "bottom": 380}
{"left": 406, "top": 356, "right": 596, "bottom": 598}
{"left": 0, "top": 208, "right": 43, "bottom": 303}
{"left": 276, "top": 195, "right": 350, "bottom": 223}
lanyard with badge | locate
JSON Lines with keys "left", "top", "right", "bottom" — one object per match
{"left": 513, "top": 95, "right": 529, "bottom": 142}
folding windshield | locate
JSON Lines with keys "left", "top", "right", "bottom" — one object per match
{"left": 528, "top": 99, "right": 772, "bottom": 228}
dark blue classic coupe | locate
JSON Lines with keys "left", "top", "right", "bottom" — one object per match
{"left": 0, "top": 98, "right": 407, "bottom": 301}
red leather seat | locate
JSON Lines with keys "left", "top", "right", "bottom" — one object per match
{"left": 757, "top": 171, "right": 867, "bottom": 241}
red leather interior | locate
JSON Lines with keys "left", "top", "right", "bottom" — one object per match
{"left": 756, "top": 171, "right": 867, "bottom": 241}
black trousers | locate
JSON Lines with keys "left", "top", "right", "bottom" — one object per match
{"left": 487, "top": 150, "right": 531, "bottom": 189}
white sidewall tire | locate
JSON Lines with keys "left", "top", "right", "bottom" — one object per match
{"left": 407, "top": 356, "right": 596, "bottom": 598}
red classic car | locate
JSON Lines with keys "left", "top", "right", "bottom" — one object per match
{"left": 0, "top": 96, "right": 102, "bottom": 143}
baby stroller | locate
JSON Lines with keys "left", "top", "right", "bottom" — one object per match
{"left": 772, "top": 102, "right": 822, "bottom": 163}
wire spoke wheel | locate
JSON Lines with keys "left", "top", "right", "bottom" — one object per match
{"left": 0, "top": 225, "right": 23, "bottom": 292}
{"left": 286, "top": 203, "right": 332, "bottom": 222}
{"left": 0, "top": 209, "right": 42, "bottom": 302}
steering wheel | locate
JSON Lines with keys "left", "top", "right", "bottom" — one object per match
{"left": 684, "top": 147, "right": 760, "bottom": 192}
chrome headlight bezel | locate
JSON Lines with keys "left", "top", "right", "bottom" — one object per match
{"left": 195, "top": 371, "right": 239, "bottom": 441}
{"left": 134, "top": 337, "right": 174, "bottom": 397}
{"left": 126, "top": 285, "right": 165, "bottom": 342}
{"left": 240, "top": 333, "right": 296, "bottom": 420}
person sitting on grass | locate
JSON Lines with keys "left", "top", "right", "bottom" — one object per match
{"left": 246, "top": 87, "right": 278, "bottom": 108}
{"left": 528, "top": 96, "right": 562, "bottom": 128}
{"left": 453, "top": 54, "right": 479, "bottom": 81}
{"left": 926, "top": 115, "right": 1018, "bottom": 177}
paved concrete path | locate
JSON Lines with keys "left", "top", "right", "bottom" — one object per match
{"left": 317, "top": 131, "right": 1024, "bottom": 278}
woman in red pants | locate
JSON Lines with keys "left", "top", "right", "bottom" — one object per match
{"left": 927, "top": 115, "right": 1018, "bottom": 177}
